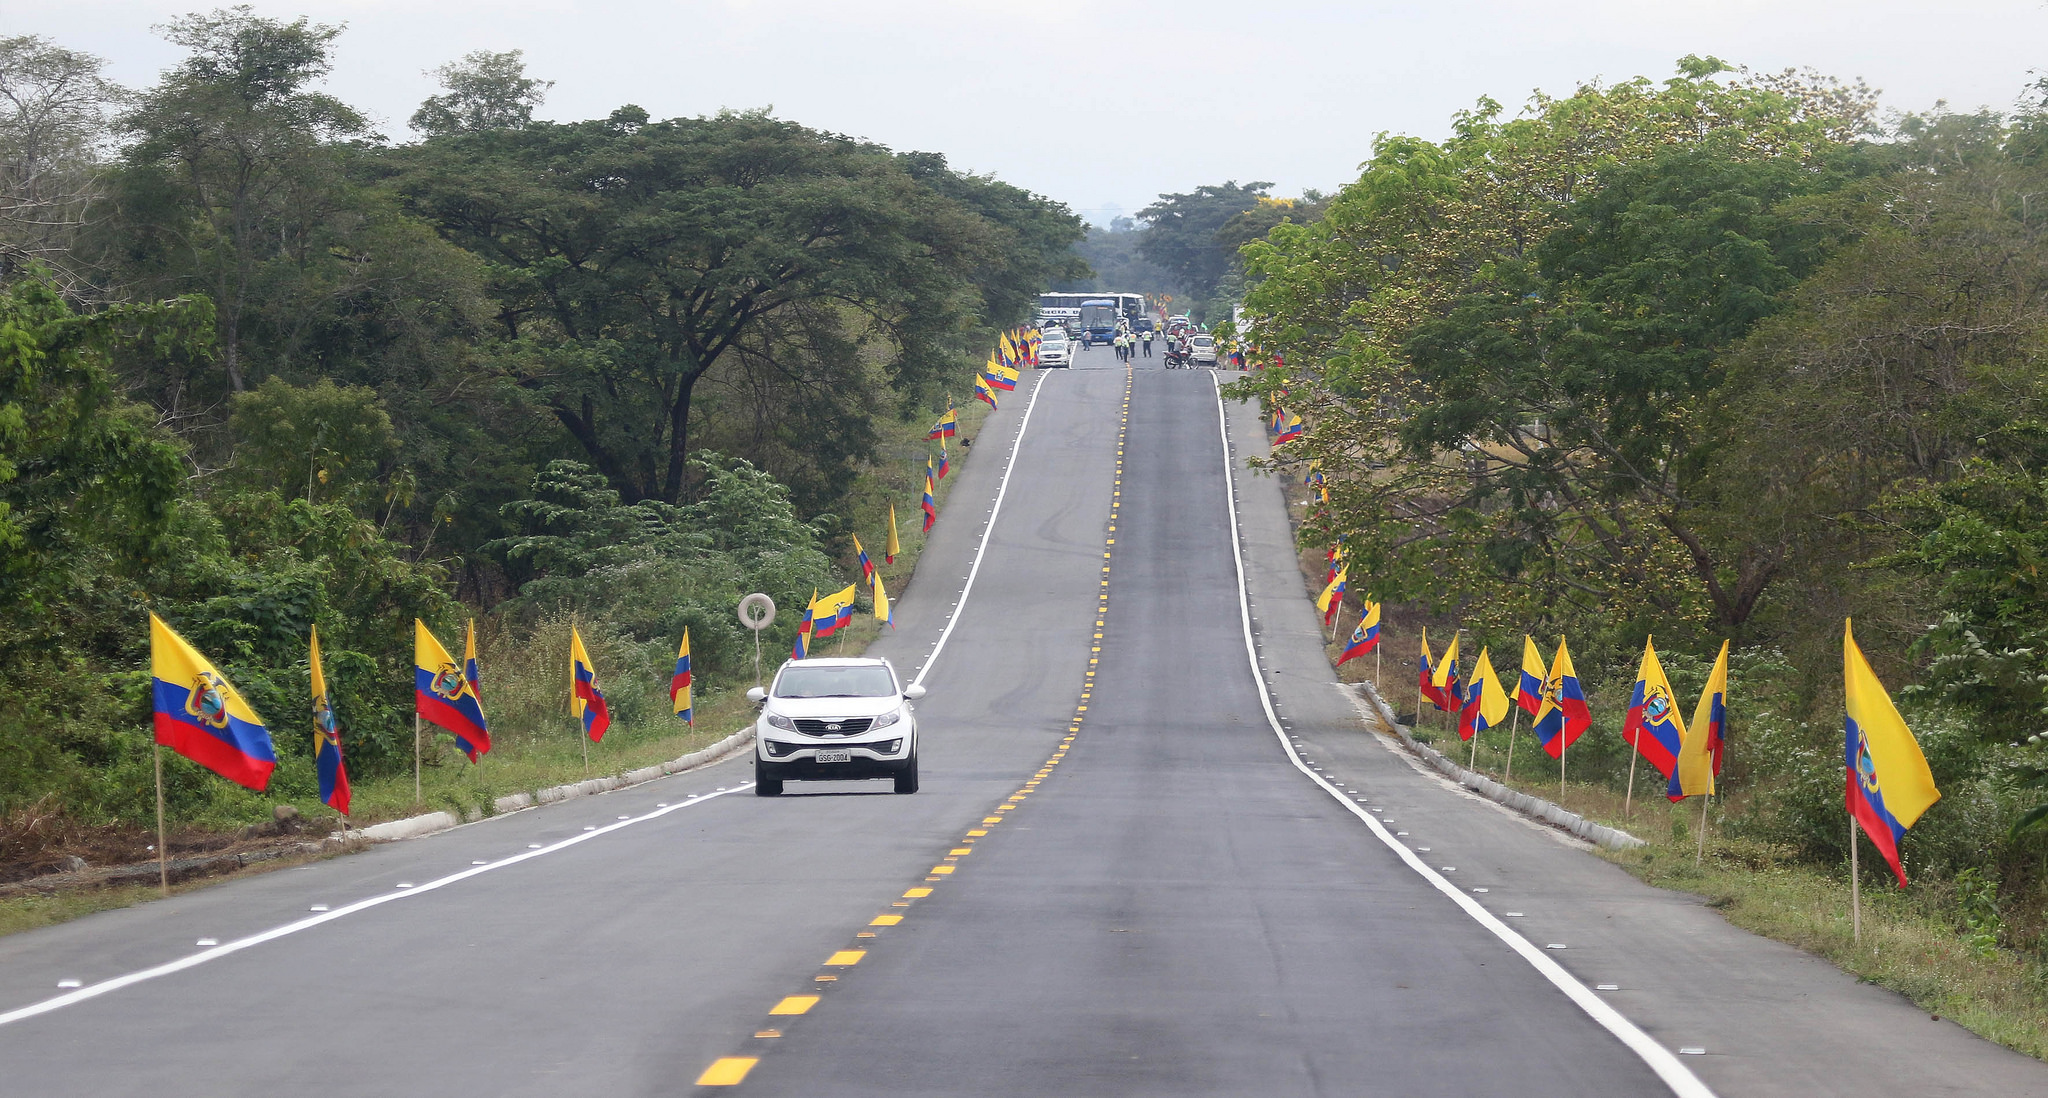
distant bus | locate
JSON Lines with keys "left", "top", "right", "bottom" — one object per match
{"left": 1077, "top": 299, "right": 1120, "bottom": 344}
{"left": 1040, "top": 291, "right": 1145, "bottom": 325}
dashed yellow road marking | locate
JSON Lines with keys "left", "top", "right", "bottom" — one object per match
{"left": 904, "top": 887, "right": 932, "bottom": 898}
{"left": 870, "top": 915, "right": 904, "bottom": 926}
{"left": 696, "top": 1057, "right": 757, "bottom": 1086}
{"left": 769, "top": 995, "right": 820, "bottom": 1015}
{"left": 825, "top": 950, "right": 866, "bottom": 966}
{"left": 949, "top": 848, "right": 972, "bottom": 856}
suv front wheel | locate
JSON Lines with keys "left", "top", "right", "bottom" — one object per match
{"left": 893, "top": 754, "right": 919, "bottom": 794}
{"left": 755, "top": 757, "right": 783, "bottom": 796}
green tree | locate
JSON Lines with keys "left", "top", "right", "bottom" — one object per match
{"left": 390, "top": 108, "right": 1008, "bottom": 505}
{"left": 410, "top": 49, "right": 551, "bottom": 138}
{"left": 1138, "top": 180, "right": 1271, "bottom": 302}
{"left": 0, "top": 35, "right": 121, "bottom": 293}
{"left": 114, "top": 6, "right": 366, "bottom": 392}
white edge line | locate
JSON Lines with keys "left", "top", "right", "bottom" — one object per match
{"left": 1207, "top": 373, "right": 1715, "bottom": 1098}
{"left": 0, "top": 786, "right": 753, "bottom": 1028}
{"left": 912, "top": 368, "right": 1050, "bottom": 687}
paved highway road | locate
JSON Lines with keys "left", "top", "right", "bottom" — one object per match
{"left": 0, "top": 338, "right": 2042, "bottom": 1096}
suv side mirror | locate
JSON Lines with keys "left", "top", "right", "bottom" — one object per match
{"left": 746, "top": 686, "right": 766, "bottom": 704}
{"left": 903, "top": 684, "right": 927, "bottom": 701}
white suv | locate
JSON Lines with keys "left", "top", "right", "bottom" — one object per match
{"left": 748, "top": 657, "right": 924, "bottom": 795}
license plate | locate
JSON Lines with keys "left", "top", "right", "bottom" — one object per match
{"left": 813, "top": 750, "right": 853, "bottom": 764}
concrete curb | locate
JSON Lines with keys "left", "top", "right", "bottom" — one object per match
{"left": 340, "top": 727, "right": 755, "bottom": 845}
{"left": 1348, "top": 682, "right": 1645, "bottom": 852}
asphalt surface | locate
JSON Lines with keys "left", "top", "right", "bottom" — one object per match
{"left": 0, "top": 338, "right": 2042, "bottom": 1096}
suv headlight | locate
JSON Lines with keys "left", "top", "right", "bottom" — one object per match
{"left": 764, "top": 712, "right": 796, "bottom": 731}
{"left": 869, "top": 709, "right": 901, "bottom": 730}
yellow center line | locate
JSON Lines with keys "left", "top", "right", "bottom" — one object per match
{"left": 696, "top": 1057, "right": 757, "bottom": 1086}
{"left": 769, "top": 995, "right": 820, "bottom": 1015}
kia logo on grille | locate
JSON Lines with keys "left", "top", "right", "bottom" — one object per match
{"left": 824, "top": 723, "right": 841, "bottom": 732}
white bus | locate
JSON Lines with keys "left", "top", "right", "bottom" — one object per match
{"left": 1040, "top": 291, "right": 1145, "bottom": 325}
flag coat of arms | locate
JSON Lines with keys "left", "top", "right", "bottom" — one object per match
{"left": 150, "top": 613, "right": 276, "bottom": 791}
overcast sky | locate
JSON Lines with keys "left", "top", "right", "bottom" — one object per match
{"left": 15, "top": 1, "right": 2048, "bottom": 224}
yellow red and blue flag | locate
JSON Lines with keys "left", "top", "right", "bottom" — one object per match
{"left": 149, "top": 613, "right": 275, "bottom": 791}
{"left": 1844, "top": 620, "right": 1939, "bottom": 885}
{"left": 415, "top": 620, "right": 490, "bottom": 761}
{"left": 310, "top": 624, "right": 348, "bottom": 814}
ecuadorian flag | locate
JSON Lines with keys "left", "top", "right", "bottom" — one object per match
{"left": 1669, "top": 640, "right": 1729, "bottom": 802}
{"left": 792, "top": 591, "right": 815, "bottom": 659}
{"left": 570, "top": 626, "right": 611, "bottom": 743}
{"left": 1622, "top": 637, "right": 1684, "bottom": 780}
{"left": 1458, "top": 646, "right": 1510, "bottom": 742}
{"left": 151, "top": 613, "right": 276, "bottom": 791}
{"left": 1845, "top": 620, "right": 1939, "bottom": 886}
{"left": 1337, "top": 602, "right": 1380, "bottom": 665}
{"left": 1533, "top": 637, "right": 1592, "bottom": 759}
{"left": 810, "top": 583, "right": 859, "bottom": 640}
{"left": 1517, "top": 636, "right": 1548, "bottom": 716}
{"left": 671, "top": 629, "right": 693, "bottom": 725}
{"left": 415, "top": 620, "right": 490, "bottom": 761}
{"left": 310, "top": 624, "right": 349, "bottom": 815}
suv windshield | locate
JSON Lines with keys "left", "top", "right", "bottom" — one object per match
{"left": 775, "top": 664, "right": 898, "bottom": 698}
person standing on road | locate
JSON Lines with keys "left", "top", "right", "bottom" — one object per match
{"left": 1142, "top": 329, "right": 1154, "bottom": 357}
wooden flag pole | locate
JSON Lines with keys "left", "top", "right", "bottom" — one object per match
{"left": 1624, "top": 739, "right": 1640, "bottom": 818}
{"left": 153, "top": 743, "right": 169, "bottom": 897}
{"left": 1696, "top": 794, "right": 1709, "bottom": 866}
{"left": 1559, "top": 728, "right": 1568, "bottom": 809}
{"left": 1504, "top": 707, "right": 1521, "bottom": 783}
{"left": 1850, "top": 816, "right": 1863, "bottom": 944}
{"left": 1415, "top": 669, "right": 1425, "bottom": 737}
{"left": 1374, "top": 646, "right": 1382, "bottom": 697}
{"left": 413, "top": 713, "right": 421, "bottom": 805}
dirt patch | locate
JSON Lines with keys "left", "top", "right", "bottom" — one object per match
{"left": 0, "top": 796, "right": 322, "bottom": 893}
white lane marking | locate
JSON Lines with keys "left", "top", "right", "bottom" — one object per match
{"left": 912, "top": 370, "right": 1052, "bottom": 688}
{"left": 1207, "top": 373, "right": 1715, "bottom": 1098}
{"left": 0, "top": 785, "right": 752, "bottom": 1028}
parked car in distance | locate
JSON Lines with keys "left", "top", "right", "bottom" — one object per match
{"left": 749, "top": 657, "right": 924, "bottom": 795}
{"left": 1040, "top": 334, "right": 1072, "bottom": 368}
{"left": 1189, "top": 334, "right": 1217, "bottom": 366}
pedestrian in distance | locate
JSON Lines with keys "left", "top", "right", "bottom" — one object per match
{"left": 1142, "top": 330, "right": 1154, "bottom": 357}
